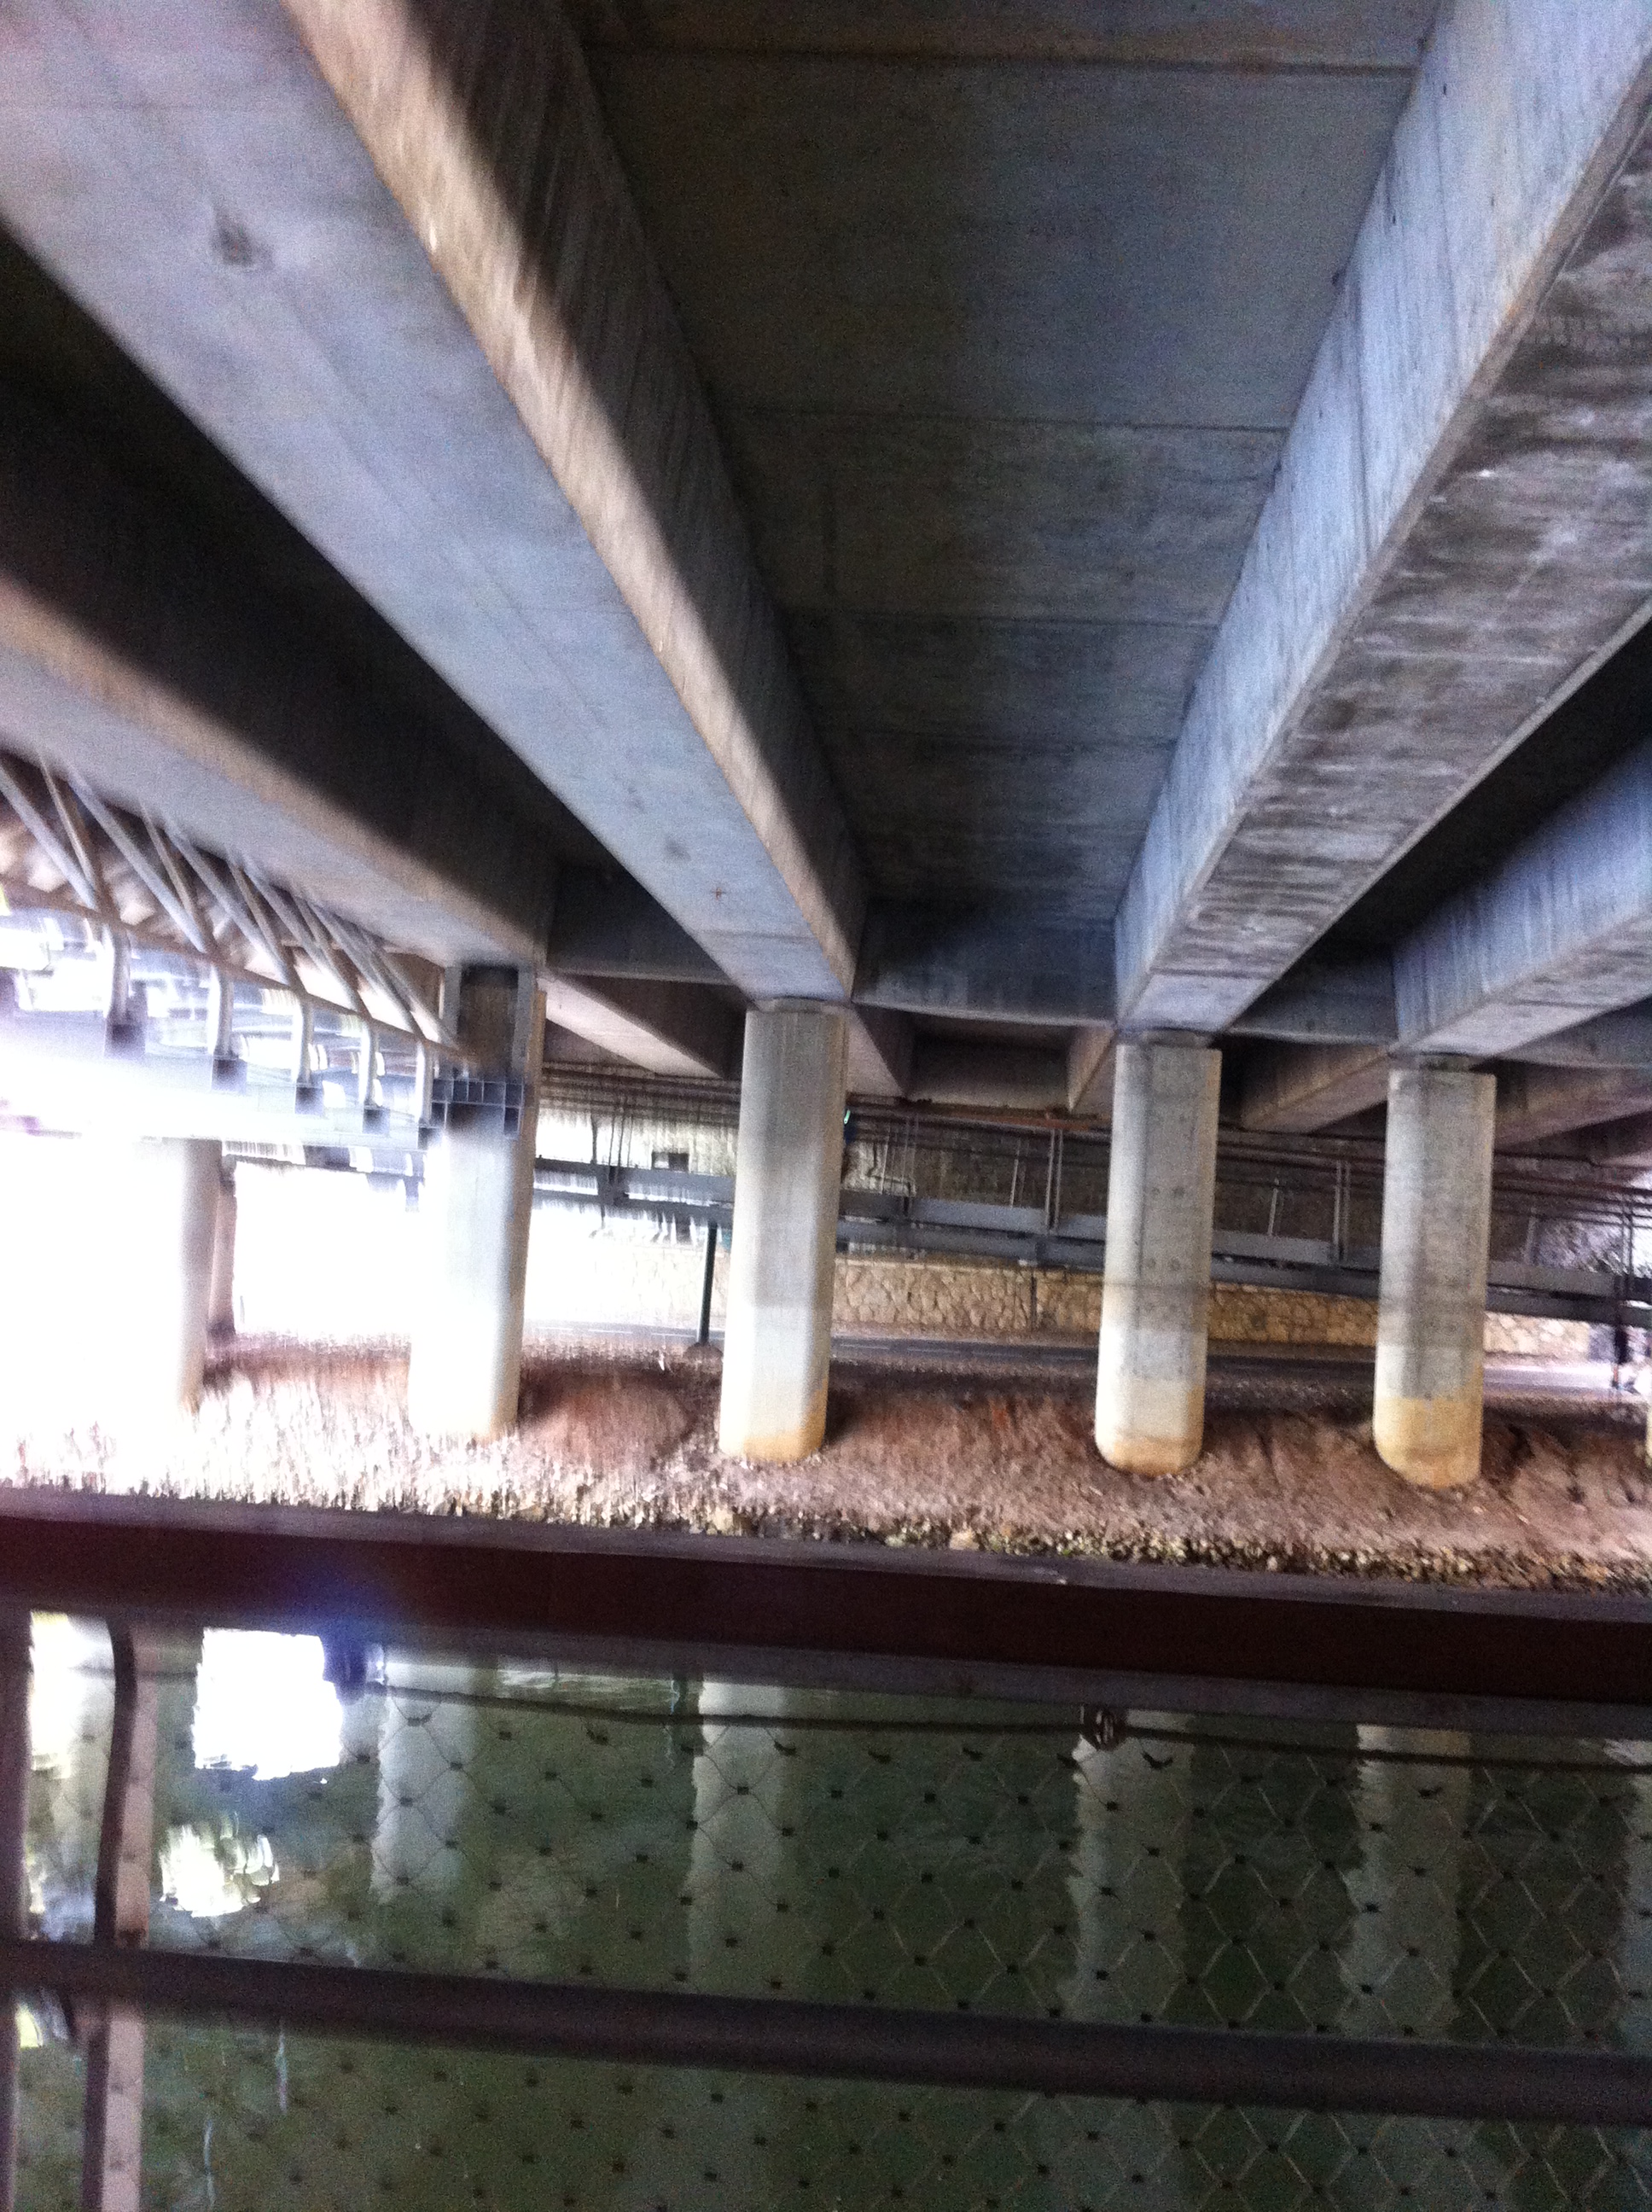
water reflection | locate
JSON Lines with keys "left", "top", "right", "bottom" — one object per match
{"left": 9, "top": 1622, "right": 1652, "bottom": 2209}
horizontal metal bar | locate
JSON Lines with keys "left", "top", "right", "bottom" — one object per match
{"left": 0, "top": 1493, "right": 1646, "bottom": 1718}
{"left": 0, "top": 1940, "right": 1644, "bottom": 2125}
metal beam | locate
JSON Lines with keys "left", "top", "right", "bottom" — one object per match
{"left": 1, "top": 1939, "right": 1647, "bottom": 2128}
{"left": 0, "top": 1493, "right": 1649, "bottom": 1731}
{"left": 1116, "top": 0, "right": 1652, "bottom": 1029}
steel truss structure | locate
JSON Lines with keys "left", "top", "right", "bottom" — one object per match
{"left": 0, "top": 745, "right": 454, "bottom": 1047}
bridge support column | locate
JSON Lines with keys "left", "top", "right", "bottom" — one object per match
{"left": 1095, "top": 1039, "right": 1221, "bottom": 1476}
{"left": 104, "top": 1138, "right": 220, "bottom": 1419}
{"left": 206, "top": 1161, "right": 236, "bottom": 1337}
{"left": 1374, "top": 1065, "right": 1496, "bottom": 1489}
{"left": 408, "top": 971, "right": 544, "bottom": 1441}
{"left": 718, "top": 1004, "right": 847, "bottom": 1462}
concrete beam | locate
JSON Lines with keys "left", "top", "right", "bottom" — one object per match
{"left": 1580, "top": 1109, "right": 1652, "bottom": 1169}
{"left": 0, "top": 0, "right": 864, "bottom": 1001}
{"left": 546, "top": 869, "right": 726, "bottom": 985}
{"left": 844, "top": 1009, "right": 914, "bottom": 1102}
{"left": 907, "top": 1039, "right": 1068, "bottom": 1114}
{"left": 855, "top": 905, "right": 1114, "bottom": 1027}
{"left": 541, "top": 977, "right": 738, "bottom": 1080}
{"left": 1496, "top": 1063, "right": 1652, "bottom": 1149}
{"left": 1067, "top": 1027, "right": 1115, "bottom": 1119}
{"left": 1393, "top": 740, "right": 1652, "bottom": 1058}
{"left": 1513, "top": 998, "right": 1652, "bottom": 1068}
{"left": 1116, "top": 0, "right": 1652, "bottom": 1029}
{"left": 1226, "top": 957, "right": 1397, "bottom": 1047}
{"left": 1237, "top": 1042, "right": 1387, "bottom": 1135}
{"left": 570, "top": 1, "right": 1438, "bottom": 70}
{"left": 0, "top": 389, "right": 558, "bottom": 968}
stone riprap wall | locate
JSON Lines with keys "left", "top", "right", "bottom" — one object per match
{"left": 522, "top": 1229, "right": 1591, "bottom": 1361}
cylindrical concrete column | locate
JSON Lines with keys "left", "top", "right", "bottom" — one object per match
{"left": 1095, "top": 1039, "right": 1221, "bottom": 1476}
{"left": 408, "top": 973, "right": 544, "bottom": 1440}
{"left": 206, "top": 1162, "right": 236, "bottom": 1336}
{"left": 1373, "top": 1064, "right": 1495, "bottom": 1489}
{"left": 102, "top": 1138, "right": 220, "bottom": 1420}
{"left": 718, "top": 1004, "right": 847, "bottom": 1461}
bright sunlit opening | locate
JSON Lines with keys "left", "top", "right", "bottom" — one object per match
{"left": 192, "top": 1630, "right": 343, "bottom": 1781}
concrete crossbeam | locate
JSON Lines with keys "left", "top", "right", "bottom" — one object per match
{"left": 1067, "top": 1027, "right": 1115, "bottom": 1119}
{"left": 907, "top": 1039, "right": 1068, "bottom": 1114}
{"left": 1514, "top": 999, "right": 1652, "bottom": 1068}
{"left": 1117, "top": 0, "right": 1652, "bottom": 1030}
{"left": 542, "top": 976, "right": 737, "bottom": 1080}
{"left": 0, "top": 0, "right": 864, "bottom": 1002}
{"left": 1497, "top": 1063, "right": 1652, "bottom": 1150}
{"left": 1238, "top": 1043, "right": 1387, "bottom": 1136}
{"left": 855, "top": 905, "right": 1114, "bottom": 1027}
{"left": 1226, "top": 958, "right": 1397, "bottom": 1047}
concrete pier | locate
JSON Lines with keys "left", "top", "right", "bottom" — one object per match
{"left": 1095, "top": 1039, "right": 1221, "bottom": 1476}
{"left": 1373, "top": 1065, "right": 1496, "bottom": 1489}
{"left": 103, "top": 1138, "right": 220, "bottom": 1420}
{"left": 718, "top": 1004, "right": 847, "bottom": 1462}
{"left": 407, "top": 974, "right": 544, "bottom": 1441}
{"left": 206, "top": 1161, "right": 236, "bottom": 1337}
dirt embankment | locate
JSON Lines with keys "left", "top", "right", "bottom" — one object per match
{"left": 6, "top": 1336, "right": 1650, "bottom": 1593}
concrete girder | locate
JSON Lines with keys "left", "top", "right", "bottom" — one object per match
{"left": 0, "top": 392, "right": 556, "bottom": 970}
{"left": 541, "top": 975, "right": 737, "bottom": 1080}
{"left": 1513, "top": 998, "right": 1652, "bottom": 1068}
{"left": 1393, "top": 739, "right": 1652, "bottom": 1058}
{"left": 1496, "top": 1064, "right": 1652, "bottom": 1150}
{"left": 906, "top": 1039, "right": 1068, "bottom": 1114}
{"left": 569, "top": 2, "right": 1440, "bottom": 72}
{"left": 1237, "top": 1043, "right": 1388, "bottom": 1136}
{"left": 1116, "top": 0, "right": 1652, "bottom": 1030}
{"left": 1225, "top": 958, "right": 1397, "bottom": 1047}
{"left": 1067, "top": 1027, "right": 1115, "bottom": 1119}
{"left": 1581, "top": 1109, "right": 1652, "bottom": 1168}
{"left": 0, "top": 0, "right": 864, "bottom": 1003}
{"left": 854, "top": 905, "right": 1114, "bottom": 1027}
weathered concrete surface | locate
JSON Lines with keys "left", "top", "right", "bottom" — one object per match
{"left": 542, "top": 977, "right": 737, "bottom": 1080}
{"left": 588, "top": 30, "right": 1415, "bottom": 936}
{"left": 1095, "top": 1041, "right": 1222, "bottom": 1476}
{"left": 0, "top": 388, "right": 560, "bottom": 967}
{"left": 1394, "top": 740, "right": 1652, "bottom": 1057}
{"left": 1374, "top": 1068, "right": 1497, "bottom": 1489}
{"left": 0, "top": 0, "right": 862, "bottom": 1002}
{"left": 1118, "top": 0, "right": 1652, "bottom": 1029}
{"left": 1497, "top": 1063, "right": 1652, "bottom": 1149}
{"left": 718, "top": 1006, "right": 848, "bottom": 1461}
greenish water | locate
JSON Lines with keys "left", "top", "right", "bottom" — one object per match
{"left": 17, "top": 1623, "right": 1652, "bottom": 2209}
